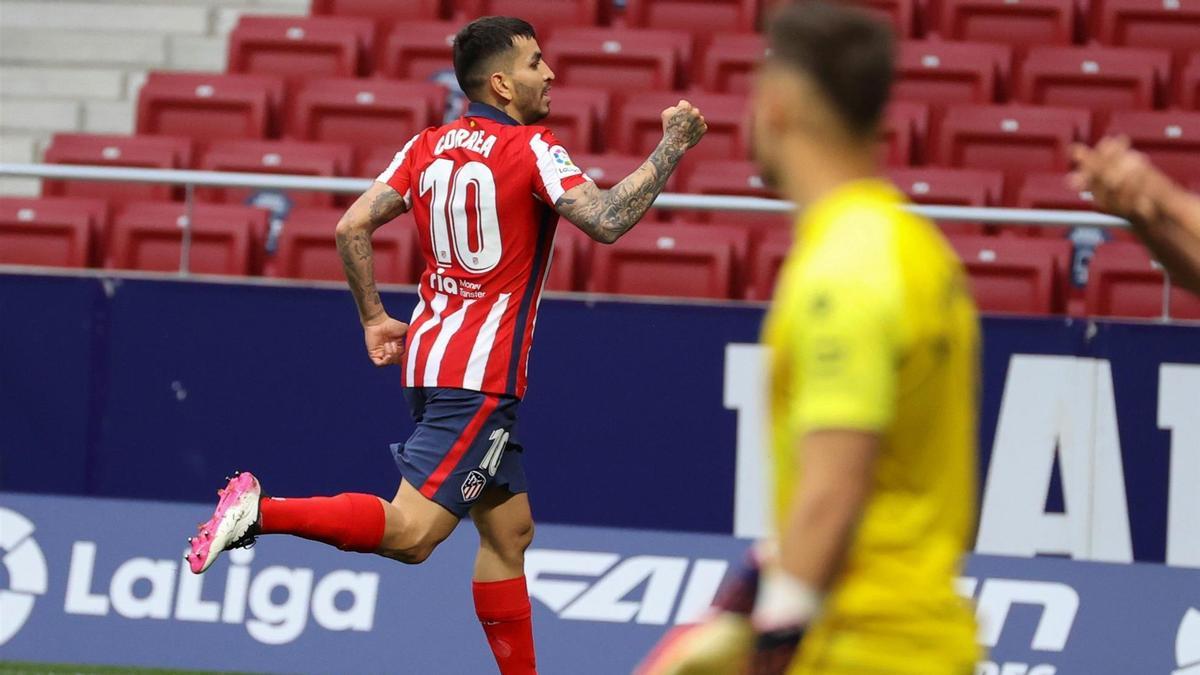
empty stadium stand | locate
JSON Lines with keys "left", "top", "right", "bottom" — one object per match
{"left": 1015, "top": 45, "right": 1170, "bottom": 112}
{"left": 893, "top": 40, "right": 1011, "bottom": 107}
{"left": 948, "top": 234, "right": 1073, "bottom": 314}
{"left": 934, "top": 104, "right": 1091, "bottom": 201}
{"left": 590, "top": 223, "right": 747, "bottom": 299}
{"left": 267, "top": 206, "right": 420, "bottom": 282}
{"left": 0, "top": 196, "right": 103, "bottom": 268}
{"left": 378, "top": 20, "right": 462, "bottom": 81}
{"left": 226, "top": 15, "right": 374, "bottom": 84}
{"left": 1102, "top": 111, "right": 1200, "bottom": 186}
{"left": 108, "top": 201, "right": 268, "bottom": 276}
{"left": 1086, "top": 241, "right": 1200, "bottom": 319}
{"left": 543, "top": 27, "right": 692, "bottom": 92}
{"left": 41, "top": 133, "right": 192, "bottom": 209}
{"left": 136, "top": 71, "right": 285, "bottom": 146}
{"left": 938, "top": 0, "right": 1079, "bottom": 51}
{"left": 196, "top": 139, "right": 354, "bottom": 208}
{"left": 623, "top": 0, "right": 760, "bottom": 37}
{"left": 612, "top": 91, "right": 748, "bottom": 163}
{"left": 3, "top": 0, "right": 1197, "bottom": 319}
{"left": 888, "top": 166, "right": 1004, "bottom": 234}
{"left": 286, "top": 78, "right": 445, "bottom": 163}
{"left": 700, "top": 33, "right": 765, "bottom": 94}
{"left": 539, "top": 87, "right": 610, "bottom": 153}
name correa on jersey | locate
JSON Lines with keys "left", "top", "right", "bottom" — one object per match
{"left": 378, "top": 102, "right": 590, "bottom": 398}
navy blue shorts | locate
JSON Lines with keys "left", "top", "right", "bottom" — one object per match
{"left": 390, "top": 387, "right": 527, "bottom": 518}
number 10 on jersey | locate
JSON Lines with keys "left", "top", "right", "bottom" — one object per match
{"left": 420, "top": 158, "right": 503, "bottom": 274}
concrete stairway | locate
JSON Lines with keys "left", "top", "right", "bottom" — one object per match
{"left": 0, "top": 0, "right": 310, "bottom": 195}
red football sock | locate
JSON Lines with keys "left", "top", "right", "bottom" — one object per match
{"left": 258, "top": 493, "right": 385, "bottom": 553}
{"left": 473, "top": 576, "right": 537, "bottom": 675}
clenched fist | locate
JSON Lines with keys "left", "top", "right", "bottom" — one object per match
{"left": 662, "top": 100, "right": 708, "bottom": 151}
{"left": 363, "top": 314, "right": 408, "bottom": 367}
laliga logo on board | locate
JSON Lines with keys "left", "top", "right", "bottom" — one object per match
{"left": 0, "top": 507, "right": 48, "bottom": 645}
{"left": 65, "top": 544, "right": 380, "bottom": 645}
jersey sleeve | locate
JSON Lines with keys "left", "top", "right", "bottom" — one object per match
{"left": 527, "top": 129, "right": 591, "bottom": 205}
{"left": 791, "top": 233, "right": 902, "bottom": 435}
{"left": 375, "top": 133, "right": 422, "bottom": 207}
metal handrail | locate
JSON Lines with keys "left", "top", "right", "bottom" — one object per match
{"left": 1, "top": 162, "right": 1132, "bottom": 226}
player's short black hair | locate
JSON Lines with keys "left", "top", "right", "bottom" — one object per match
{"left": 766, "top": 1, "right": 895, "bottom": 139}
{"left": 453, "top": 16, "right": 537, "bottom": 101}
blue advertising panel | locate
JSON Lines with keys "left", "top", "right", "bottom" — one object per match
{"left": 1, "top": 270, "right": 1198, "bottom": 567}
{"left": 1, "top": 493, "right": 1197, "bottom": 674}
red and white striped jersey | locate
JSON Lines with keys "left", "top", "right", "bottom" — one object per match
{"left": 378, "top": 102, "right": 590, "bottom": 398}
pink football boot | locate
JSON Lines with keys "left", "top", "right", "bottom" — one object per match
{"left": 186, "top": 471, "right": 262, "bottom": 574}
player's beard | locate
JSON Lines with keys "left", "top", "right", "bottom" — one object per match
{"left": 514, "top": 79, "right": 549, "bottom": 124}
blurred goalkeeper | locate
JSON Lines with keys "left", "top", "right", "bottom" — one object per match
{"left": 638, "top": 2, "right": 981, "bottom": 674}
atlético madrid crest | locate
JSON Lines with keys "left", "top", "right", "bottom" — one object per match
{"left": 461, "top": 471, "right": 487, "bottom": 502}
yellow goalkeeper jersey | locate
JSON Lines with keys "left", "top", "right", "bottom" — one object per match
{"left": 762, "top": 179, "right": 981, "bottom": 673}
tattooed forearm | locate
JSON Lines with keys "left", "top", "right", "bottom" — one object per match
{"left": 336, "top": 227, "right": 385, "bottom": 324}
{"left": 556, "top": 106, "right": 705, "bottom": 243}
{"left": 334, "top": 183, "right": 408, "bottom": 324}
{"left": 366, "top": 187, "right": 405, "bottom": 227}
{"left": 556, "top": 140, "right": 685, "bottom": 243}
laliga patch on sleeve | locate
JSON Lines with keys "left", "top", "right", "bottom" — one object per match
{"left": 550, "top": 145, "right": 583, "bottom": 178}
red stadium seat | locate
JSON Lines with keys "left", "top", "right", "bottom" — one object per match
{"left": 379, "top": 21, "right": 460, "bottom": 81}
{"left": 311, "top": 0, "right": 443, "bottom": 25}
{"left": 622, "top": 0, "right": 760, "bottom": 37}
{"left": 136, "top": 72, "right": 284, "bottom": 145}
{"left": 947, "top": 234, "right": 1072, "bottom": 314}
{"left": 0, "top": 197, "right": 102, "bottom": 268}
{"left": 612, "top": 91, "right": 748, "bottom": 163}
{"left": 288, "top": 78, "right": 445, "bottom": 162}
{"left": 934, "top": 104, "right": 1090, "bottom": 200}
{"left": 1085, "top": 241, "right": 1200, "bottom": 319}
{"left": 1015, "top": 46, "right": 1170, "bottom": 111}
{"left": 543, "top": 28, "right": 692, "bottom": 93}
{"left": 747, "top": 227, "right": 793, "bottom": 300}
{"left": 589, "top": 223, "right": 747, "bottom": 299}
{"left": 1097, "top": 0, "right": 1200, "bottom": 65}
{"left": 1102, "top": 110, "right": 1200, "bottom": 185}
{"left": 109, "top": 202, "right": 267, "bottom": 276}
{"left": 451, "top": 0, "right": 609, "bottom": 33}
{"left": 847, "top": 0, "right": 921, "bottom": 38}
{"left": 41, "top": 133, "right": 192, "bottom": 209}
{"left": 893, "top": 40, "right": 1011, "bottom": 106}
{"left": 1180, "top": 52, "right": 1200, "bottom": 110}
{"left": 700, "top": 33, "right": 766, "bottom": 94}
{"left": 227, "top": 16, "right": 374, "bottom": 84}
{"left": 938, "top": 0, "right": 1079, "bottom": 50}
{"left": 882, "top": 100, "right": 930, "bottom": 166}
{"left": 267, "top": 207, "right": 420, "bottom": 283}
{"left": 887, "top": 167, "right": 1004, "bottom": 234}
{"left": 196, "top": 140, "right": 355, "bottom": 209}
{"left": 540, "top": 88, "right": 610, "bottom": 153}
